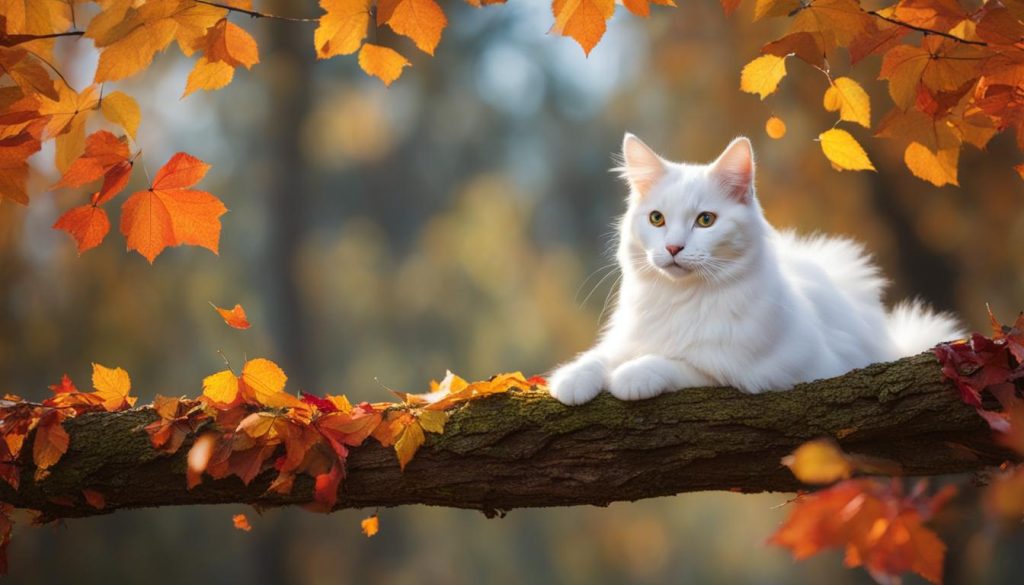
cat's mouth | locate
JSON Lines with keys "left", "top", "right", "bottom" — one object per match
{"left": 654, "top": 258, "right": 694, "bottom": 277}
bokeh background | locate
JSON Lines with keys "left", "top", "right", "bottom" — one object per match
{"left": 2, "top": 0, "right": 1024, "bottom": 583}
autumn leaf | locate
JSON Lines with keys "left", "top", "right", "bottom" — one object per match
{"left": 823, "top": 77, "right": 870, "bottom": 128}
{"left": 184, "top": 18, "right": 260, "bottom": 97}
{"left": 99, "top": 91, "right": 140, "bottom": 139}
{"left": 394, "top": 418, "right": 425, "bottom": 470}
{"left": 0, "top": 130, "right": 40, "bottom": 205}
{"left": 52, "top": 130, "right": 133, "bottom": 204}
{"left": 740, "top": 55, "right": 787, "bottom": 100}
{"left": 378, "top": 0, "right": 448, "bottom": 56}
{"left": 82, "top": 489, "right": 106, "bottom": 509}
{"left": 91, "top": 362, "right": 136, "bottom": 411}
{"left": 781, "top": 439, "right": 853, "bottom": 484}
{"left": 232, "top": 513, "right": 252, "bottom": 531}
{"left": 36, "top": 83, "right": 99, "bottom": 173}
{"left": 202, "top": 369, "right": 240, "bottom": 405}
{"left": 765, "top": 115, "right": 786, "bottom": 139}
{"left": 213, "top": 303, "right": 251, "bottom": 329}
{"left": 818, "top": 128, "right": 874, "bottom": 171}
{"left": 241, "top": 358, "right": 288, "bottom": 405}
{"left": 314, "top": 0, "right": 370, "bottom": 59}
{"left": 120, "top": 152, "right": 226, "bottom": 263}
{"left": 31, "top": 409, "right": 68, "bottom": 470}
{"left": 186, "top": 433, "right": 217, "bottom": 489}
{"left": 551, "top": 0, "right": 615, "bottom": 56}
{"left": 358, "top": 43, "right": 410, "bottom": 86}
{"left": 361, "top": 514, "right": 379, "bottom": 537}
{"left": 53, "top": 205, "right": 111, "bottom": 253}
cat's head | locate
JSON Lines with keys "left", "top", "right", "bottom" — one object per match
{"left": 616, "top": 134, "right": 766, "bottom": 283}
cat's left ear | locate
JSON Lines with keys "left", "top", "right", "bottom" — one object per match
{"left": 619, "top": 133, "right": 667, "bottom": 198}
{"left": 710, "top": 137, "right": 755, "bottom": 204}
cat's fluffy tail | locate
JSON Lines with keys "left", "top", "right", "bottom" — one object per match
{"left": 887, "top": 300, "right": 963, "bottom": 357}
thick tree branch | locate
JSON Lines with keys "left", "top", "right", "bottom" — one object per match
{"left": 0, "top": 353, "right": 1010, "bottom": 521}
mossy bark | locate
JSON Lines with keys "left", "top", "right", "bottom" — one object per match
{"left": 0, "top": 353, "right": 1009, "bottom": 520}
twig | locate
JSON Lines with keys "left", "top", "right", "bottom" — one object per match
{"left": 192, "top": 0, "right": 319, "bottom": 23}
{"left": 865, "top": 10, "right": 989, "bottom": 47}
{"left": 0, "top": 31, "right": 85, "bottom": 48}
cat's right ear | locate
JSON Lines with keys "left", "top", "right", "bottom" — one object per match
{"left": 619, "top": 133, "right": 666, "bottom": 198}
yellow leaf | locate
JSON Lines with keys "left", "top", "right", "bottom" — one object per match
{"left": 740, "top": 54, "right": 787, "bottom": 100}
{"left": 202, "top": 369, "right": 239, "bottom": 404}
{"left": 818, "top": 128, "right": 875, "bottom": 171}
{"left": 417, "top": 409, "right": 448, "bottom": 434}
{"left": 315, "top": 0, "right": 371, "bottom": 58}
{"left": 183, "top": 57, "right": 235, "bottom": 97}
{"left": 361, "top": 514, "right": 379, "bottom": 537}
{"left": 765, "top": 115, "right": 787, "bottom": 139}
{"left": 91, "top": 362, "right": 136, "bottom": 411}
{"left": 378, "top": 0, "right": 448, "bottom": 56}
{"left": 781, "top": 439, "right": 854, "bottom": 484}
{"left": 904, "top": 142, "right": 959, "bottom": 187}
{"left": 753, "top": 0, "right": 800, "bottom": 20}
{"left": 394, "top": 420, "right": 425, "bottom": 470}
{"left": 241, "top": 358, "right": 288, "bottom": 405}
{"left": 358, "top": 43, "right": 410, "bottom": 86}
{"left": 100, "top": 91, "right": 141, "bottom": 139}
{"left": 823, "top": 77, "right": 870, "bottom": 128}
{"left": 550, "top": 0, "right": 615, "bottom": 56}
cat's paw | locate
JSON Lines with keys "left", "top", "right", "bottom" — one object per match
{"left": 609, "top": 359, "right": 675, "bottom": 401}
{"left": 549, "top": 358, "right": 608, "bottom": 405}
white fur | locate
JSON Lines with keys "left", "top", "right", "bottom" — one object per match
{"left": 549, "top": 134, "right": 962, "bottom": 405}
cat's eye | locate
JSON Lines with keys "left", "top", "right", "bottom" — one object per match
{"left": 649, "top": 210, "right": 665, "bottom": 227}
{"left": 695, "top": 212, "right": 717, "bottom": 228}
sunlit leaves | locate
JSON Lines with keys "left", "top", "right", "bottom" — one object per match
{"left": 214, "top": 303, "right": 251, "bottom": 329}
{"left": 379, "top": 0, "right": 448, "bottom": 56}
{"left": 823, "top": 77, "right": 870, "bottom": 128}
{"left": 358, "top": 43, "right": 411, "bottom": 86}
{"left": 120, "top": 152, "right": 227, "bottom": 263}
{"left": 818, "top": 128, "right": 874, "bottom": 171}
{"left": 741, "top": 55, "right": 788, "bottom": 100}
{"left": 551, "top": 0, "right": 615, "bottom": 56}
{"left": 765, "top": 115, "right": 786, "bottom": 139}
{"left": 99, "top": 91, "right": 140, "bottom": 139}
{"left": 314, "top": 0, "right": 371, "bottom": 58}
{"left": 361, "top": 514, "right": 379, "bottom": 537}
{"left": 184, "top": 18, "right": 260, "bottom": 97}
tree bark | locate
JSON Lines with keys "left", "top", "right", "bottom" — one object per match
{"left": 0, "top": 353, "right": 1010, "bottom": 521}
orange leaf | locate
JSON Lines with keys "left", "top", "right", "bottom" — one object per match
{"left": 394, "top": 419, "right": 425, "bottom": 470}
{"left": 213, "top": 303, "right": 250, "bottom": 329}
{"left": 361, "top": 514, "right": 379, "bottom": 537}
{"left": 120, "top": 152, "right": 226, "bottom": 263}
{"left": 232, "top": 513, "right": 252, "bottom": 532}
{"left": 31, "top": 410, "right": 68, "bottom": 470}
{"left": 202, "top": 370, "right": 240, "bottom": 405}
{"left": 53, "top": 204, "right": 111, "bottom": 253}
{"left": 202, "top": 19, "right": 259, "bottom": 69}
{"left": 91, "top": 363, "right": 136, "bottom": 411}
{"left": 0, "top": 131, "right": 41, "bottom": 205}
{"left": 550, "top": 0, "right": 615, "bottom": 56}
{"left": 357, "top": 43, "right": 410, "bottom": 86}
{"left": 781, "top": 439, "right": 854, "bottom": 484}
{"left": 187, "top": 433, "right": 217, "bottom": 489}
{"left": 82, "top": 489, "right": 106, "bottom": 509}
{"left": 183, "top": 57, "right": 235, "bottom": 97}
{"left": 765, "top": 115, "right": 787, "bottom": 139}
{"left": 52, "top": 130, "right": 132, "bottom": 199}
{"left": 241, "top": 358, "right": 288, "bottom": 405}
{"left": 378, "top": 0, "right": 447, "bottom": 55}
{"left": 315, "top": 0, "right": 371, "bottom": 59}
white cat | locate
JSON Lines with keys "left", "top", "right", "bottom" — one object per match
{"left": 549, "top": 134, "right": 961, "bottom": 405}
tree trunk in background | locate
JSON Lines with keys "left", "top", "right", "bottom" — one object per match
{"left": 258, "top": 2, "right": 315, "bottom": 582}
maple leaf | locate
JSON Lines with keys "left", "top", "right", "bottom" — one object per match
{"left": 823, "top": 77, "right": 870, "bottom": 128}
{"left": 232, "top": 513, "right": 252, "bottom": 531}
{"left": 91, "top": 362, "right": 137, "bottom": 411}
{"left": 788, "top": 0, "right": 870, "bottom": 53}
{"left": 818, "top": 128, "right": 875, "bottom": 172}
{"left": 753, "top": 0, "right": 800, "bottom": 21}
{"left": 361, "top": 514, "right": 379, "bottom": 537}
{"left": 314, "top": 0, "right": 371, "bottom": 59}
{"left": 378, "top": 0, "right": 448, "bottom": 56}
{"left": 358, "top": 43, "right": 410, "bottom": 86}
{"left": 53, "top": 205, "right": 111, "bottom": 254}
{"left": 740, "top": 55, "right": 787, "bottom": 100}
{"left": 52, "top": 130, "right": 133, "bottom": 203}
{"left": 145, "top": 394, "right": 206, "bottom": 454}
{"left": 765, "top": 115, "right": 786, "bottom": 139}
{"left": 120, "top": 152, "right": 226, "bottom": 263}
{"left": 36, "top": 83, "right": 99, "bottom": 173}
{"left": 551, "top": 0, "right": 615, "bottom": 56}
{"left": 213, "top": 303, "right": 251, "bottom": 329}
{"left": 0, "top": 47, "right": 57, "bottom": 100}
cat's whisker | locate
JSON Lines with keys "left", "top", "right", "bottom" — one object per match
{"left": 579, "top": 265, "right": 622, "bottom": 309}
{"left": 574, "top": 263, "right": 619, "bottom": 305}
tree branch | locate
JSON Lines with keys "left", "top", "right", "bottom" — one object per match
{"left": 0, "top": 353, "right": 1011, "bottom": 521}
{"left": 192, "top": 0, "right": 319, "bottom": 23}
{"left": 864, "top": 10, "right": 988, "bottom": 47}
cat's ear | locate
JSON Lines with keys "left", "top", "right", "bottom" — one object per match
{"left": 710, "top": 137, "right": 755, "bottom": 204}
{"left": 619, "top": 133, "right": 667, "bottom": 197}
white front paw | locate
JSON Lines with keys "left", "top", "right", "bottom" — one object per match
{"left": 610, "top": 360, "right": 673, "bottom": 401}
{"left": 549, "top": 359, "right": 608, "bottom": 405}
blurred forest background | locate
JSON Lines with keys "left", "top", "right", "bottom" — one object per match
{"left": 2, "top": 0, "right": 1024, "bottom": 583}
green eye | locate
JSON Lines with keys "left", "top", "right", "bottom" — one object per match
{"left": 649, "top": 210, "right": 665, "bottom": 227}
{"left": 696, "top": 212, "right": 717, "bottom": 227}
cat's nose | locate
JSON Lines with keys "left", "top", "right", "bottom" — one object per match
{"left": 665, "top": 245, "right": 683, "bottom": 256}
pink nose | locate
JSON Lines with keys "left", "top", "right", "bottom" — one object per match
{"left": 666, "top": 245, "right": 683, "bottom": 256}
